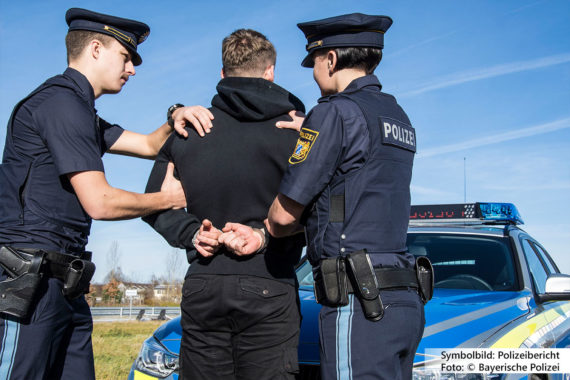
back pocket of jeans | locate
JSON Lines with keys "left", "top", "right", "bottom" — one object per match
{"left": 182, "top": 278, "right": 206, "bottom": 297}
{"left": 239, "top": 277, "right": 291, "bottom": 298}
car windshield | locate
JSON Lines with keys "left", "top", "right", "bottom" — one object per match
{"left": 296, "top": 233, "right": 519, "bottom": 291}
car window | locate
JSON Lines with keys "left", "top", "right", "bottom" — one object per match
{"left": 296, "top": 259, "right": 314, "bottom": 286}
{"left": 407, "top": 234, "right": 518, "bottom": 291}
{"left": 521, "top": 239, "right": 548, "bottom": 294}
{"left": 295, "top": 233, "right": 520, "bottom": 291}
{"left": 530, "top": 242, "right": 558, "bottom": 274}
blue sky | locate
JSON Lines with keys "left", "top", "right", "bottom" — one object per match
{"left": 1, "top": 0, "right": 569, "bottom": 282}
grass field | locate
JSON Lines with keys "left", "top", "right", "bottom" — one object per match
{"left": 93, "top": 320, "right": 166, "bottom": 380}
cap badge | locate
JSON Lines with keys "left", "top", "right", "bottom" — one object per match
{"left": 103, "top": 25, "right": 135, "bottom": 48}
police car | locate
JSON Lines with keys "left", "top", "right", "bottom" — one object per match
{"left": 128, "top": 203, "right": 570, "bottom": 380}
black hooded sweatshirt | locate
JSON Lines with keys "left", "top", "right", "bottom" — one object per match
{"left": 143, "top": 77, "right": 306, "bottom": 284}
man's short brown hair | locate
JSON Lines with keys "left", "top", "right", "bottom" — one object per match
{"left": 65, "top": 30, "right": 114, "bottom": 63}
{"left": 222, "top": 29, "right": 276, "bottom": 77}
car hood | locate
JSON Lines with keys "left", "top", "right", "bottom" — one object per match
{"left": 416, "top": 289, "right": 531, "bottom": 362}
{"left": 153, "top": 316, "right": 182, "bottom": 354}
{"left": 297, "top": 287, "right": 532, "bottom": 365}
{"left": 152, "top": 288, "right": 533, "bottom": 366}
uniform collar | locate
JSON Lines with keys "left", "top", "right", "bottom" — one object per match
{"left": 342, "top": 74, "right": 382, "bottom": 94}
{"left": 63, "top": 67, "right": 96, "bottom": 109}
{"left": 318, "top": 74, "right": 382, "bottom": 103}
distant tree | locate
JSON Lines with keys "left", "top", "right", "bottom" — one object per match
{"left": 85, "top": 284, "right": 97, "bottom": 306}
{"left": 142, "top": 286, "right": 155, "bottom": 306}
{"left": 103, "top": 241, "right": 129, "bottom": 283}
{"left": 102, "top": 278, "right": 122, "bottom": 304}
{"left": 165, "top": 248, "right": 185, "bottom": 299}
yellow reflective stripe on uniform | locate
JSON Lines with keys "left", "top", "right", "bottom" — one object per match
{"left": 133, "top": 370, "right": 158, "bottom": 380}
{"left": 492, "top": 302, "right": 570, "bottom": 348}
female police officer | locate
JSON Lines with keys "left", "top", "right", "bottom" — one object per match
{"left": 219, "top": 13, "right": 425, "bottom": 380}
{"left": 267, "top": 13, "right": 425, "bottom": 379}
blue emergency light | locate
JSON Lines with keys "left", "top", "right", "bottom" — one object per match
{"left": 410, "top": 202, "right": 524, "bottom": 225}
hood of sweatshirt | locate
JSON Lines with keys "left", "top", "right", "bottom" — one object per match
{"left": 212, "top": 77, "right": 305, "bottom": 122}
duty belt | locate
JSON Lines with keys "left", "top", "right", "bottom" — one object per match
{"left": 347, "top": 267, "right": 418, "bottom": 293}
{"left": 5, "top": 247, "right": 92, "bottom": 282}
{"left": 315, "top": 250, "right": 432, "bottom": 321}
{"left": 0, "top": 246, "right": 95, "bottom": 318}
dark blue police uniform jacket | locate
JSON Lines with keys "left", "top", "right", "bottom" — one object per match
{"left": 0, "top": 68, "right": 124, "bottom": 253}
{"left": 279, "top": 75, "right": 416, "bottom": 270}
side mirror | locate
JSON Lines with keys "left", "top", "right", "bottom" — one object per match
{"left": 537, "top": 274, "right": 570, "bottom": 302}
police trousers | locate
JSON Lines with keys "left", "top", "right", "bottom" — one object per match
{"left": 0, "top": 269, "right": 94, "bottom": 380}
{"left": 179, "top": 274, "right": 300, "bottom": 380}
{"left": 319, "top": 289, "right": 425, "bottom": 380}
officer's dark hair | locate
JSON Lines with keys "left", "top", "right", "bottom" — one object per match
{"left": 331, "top": 47, "right": 383, "bottom": 75}
{"left": 222, "top": 29, "right": 276, "bottom": 77}
{"left": 65, "top": 30, "right": 114, "bottom": 64}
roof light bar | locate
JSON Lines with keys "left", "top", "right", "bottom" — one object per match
{"left": 409, "top": 202, "right": 523, "bottom": 225}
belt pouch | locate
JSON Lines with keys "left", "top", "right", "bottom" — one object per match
{"left": 345, "top": 250, "right": 384, "bottom": 321}
{"left": 62, "top": 259, "right": 96, "bottom": 299}
{"left": 0, "top": 246, "right": 44, "bottom": 319}
{"left": 416, "top": 256, "right": 434, "bottom": 304}
{"left": 316, "top": 257, "right": 348, "bottom": 306}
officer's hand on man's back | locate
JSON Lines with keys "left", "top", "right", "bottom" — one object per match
{"left": 172, "top": 106, "right": 215, "bottom": 138}
{"left": 275, "top": 110, "right": 305, "bottom": 132}
{"left": 160, "top": 162, "right": 187, "bottom": 209}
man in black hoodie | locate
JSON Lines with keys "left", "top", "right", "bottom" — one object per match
{"left": 143, "top": 29, "right": 305, "bottom": 379}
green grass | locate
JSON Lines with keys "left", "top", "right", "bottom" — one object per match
{"left": 93, "top": 320, "right": 165, "bottom": 380}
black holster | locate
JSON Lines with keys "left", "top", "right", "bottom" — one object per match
{"left": 314, "top": 256, "right": 349, "bottom": 307}
{"left": 345, "top": 250, "right": 384, "bottom": 321}
{"left": 415, "top": 256, "right": 434, "bottom": 304}
{"left": 62, "top": 259, "right": 96, "bottom": 299}
{"left": 0, "top": 246, "right": 44, "bottom": 319}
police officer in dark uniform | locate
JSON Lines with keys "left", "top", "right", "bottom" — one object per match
{"left": 0, "top": 8, "right": 211, "bottom": 380}
{"left": 262, "top": 13, "right": 429, "bottom": 380}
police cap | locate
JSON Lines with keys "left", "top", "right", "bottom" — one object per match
{"left": 297, "top": 13, "right": 392, "bottom": 67}
{"left": 65, "top": 8, "right": 150, "bottom": 66}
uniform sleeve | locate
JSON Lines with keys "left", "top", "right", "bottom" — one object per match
{"left": 142, "top": 136, "right": 201, "bottom": 250}
{"left": 33, "top": 93, "right": 104, "bottom": 175}
{"left": 98, "top": 117, "right": 124, "bottom": 153}
{"left": 279, "top": 102, "right": 343, "bottom": 206}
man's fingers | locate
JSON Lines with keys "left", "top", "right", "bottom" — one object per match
{"left": 199, "top": 229, "right": 220, "bottom": 240}
{"left": 195, "top": 244, "right": 213, "bottom": 257}
{"left": 218, "top": 231, "right": 235, "bottom": 245}
{"left": 222, "top": 222, "right": 238, "bottom": 232}
{"left": 196, "top": 234, "right": 219, "bottom": 247}
{"left": 202, "top": 219, "right": 213, "bottom": 230}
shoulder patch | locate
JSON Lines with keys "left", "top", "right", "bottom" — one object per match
{"left": 289, "top": 127, "right": 319, "bottom": 164}
{"left": 379, "top": 116, "right": 416, "bottom": 153}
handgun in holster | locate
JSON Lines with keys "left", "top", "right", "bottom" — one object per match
{"left": 415, "top": 256, "right": 434, "bottom": 304}
{"left": 0, "top": 246, "right": 44, "bottom": 319}
{"left": 314, "top": 256, "right": 349, "bottom": 307}
{"left": 345, "top": 249, "right": 384, "bottom": 321}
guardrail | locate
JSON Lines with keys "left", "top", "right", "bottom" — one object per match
{"left": 91, "top": 306, "right": 180, "bottom": 318}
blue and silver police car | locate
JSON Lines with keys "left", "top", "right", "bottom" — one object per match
{"left": 128, "top": 203, "right": 570, "bottom": 380}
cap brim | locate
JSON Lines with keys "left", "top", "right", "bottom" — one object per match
{"left": 131, "top": 52, "right": 142, "bottom": 66}
{"left": 301, "top": 53, "right": 314, "bottom": 68}
{"left": 117, "top": 41, "right": 142, "bottom": 66}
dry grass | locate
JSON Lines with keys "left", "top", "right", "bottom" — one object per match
{"left": 93, "top": 320, "right": 165, "bottom": 380}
